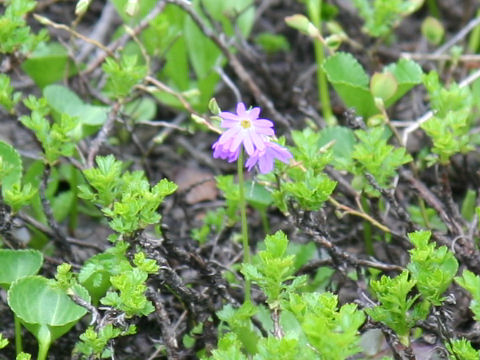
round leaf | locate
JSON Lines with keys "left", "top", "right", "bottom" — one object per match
{"left": 8, "top": 276, "right": 89, "bottom": 343}
{"left": 0, "top": 249, "right": 43, "bottom": 287}
{"left": 370, "top": 72, "right": 398, "bottom": 102}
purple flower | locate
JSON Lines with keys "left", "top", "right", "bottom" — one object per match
{"left": 245, "top": 141, "right": 293, "bottom": 174}
{"left": 215, "top": 102, "right": 274, "bottom": 156}
{"left": 212, "top": 141, "right": 240, "bottom": 162}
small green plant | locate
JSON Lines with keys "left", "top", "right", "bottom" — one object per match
{"left": 78, "top": 155, "right": 177, "bottom": 234}
{"left": 421, "top": 71, "right": 474, "bottom": 164}
{"left": 352, "top": 0, "right": 424, "bottom": 38}
{"left": 8, "top": 275, "right": 90, "bottom": 360}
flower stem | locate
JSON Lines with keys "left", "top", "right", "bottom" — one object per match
{"left": 14, "top": 315, "right": 22, "bottom": 355}
{"left": 237, "top": 149, "right": 251, "bottom": 303}
{"left": 307, "top": 0, "right": 336, "bottom": 126}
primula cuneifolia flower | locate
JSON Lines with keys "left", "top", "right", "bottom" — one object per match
{"left": 212, "top": 102, "right": 292, "bottom": 173}
{"left": 245, "top": 141, "right": 293, "bottom": 174}
{"left": 213, "top": 102, "right": 274, "bottom": 157}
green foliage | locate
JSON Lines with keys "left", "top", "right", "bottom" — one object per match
{"left": 323, "top": 52, "right": 377, "bottom": 117}
{"left": 74, "top": 324, "right": 136, "bottom": 359}
{"left": 0, "top": 333, "right": 8, "bottom": 349}
{"left": 254, "top": 33, "right": 290, "bottom": 54}
{"left": 367, "top": 271, "right": 429, "bottom": 345}
{"left": 100, "top": 251, "right": 158, "bottom": 317}
{"left": 456, "top": 270, "right": 480, "bottom": 321}
{"left": 217, "top": 302, "right": 259, "bottom": 354}
{"left": 289, "top": 292, "right": 365, "bottom": 359}
{"left": 16, "top": 353, "right": 31, "bottom": 360}
{"left": 352, "top": 0, "right": 423, "bottom": 37}
{"left": 0, "top": 141, "right": 37, "bottom": 212}
{"left": 446, "top": 338, "right": 480, "bottom": 360}
{"left": 0, "top": 141, "right": 23, "bottom": 196}
{"left": 0, "top": 74, "right": 21, "bottom": 113}
{"left": 242, "top": 231, "right": 306, "bottom": 307}
{"left": 273, "top": 128, "right": 337, "bottom": 211}
{"left": 0, "top": 0, "right": 47, "bottom": 54}
{"left": 20, "top": 96, "right": 79, "bottom": 165}
{"left": 323, "top": 53, "right": 422, "bottom": 117}
{"left": 352, "top": 126, "right": 411, "bottom": 195}
{"left": 203, "top": 333, "right": 248, "bottom": 360}
{"left": 210, "top": 233, "right": 363, "bottom": 360}
{"left": 78, "top": 242, "right": 131, "bottom": 304}
{"left": 421, "top": 72, "right": 474, "bottom": 164}
{"left": 22, "top": 42, "right": 77, "bottom": 88}
{"left": 192, "top": 208, "right": 226, "bottom": 244}
{"left": 407, "top": 230, "right": 458, "bottom": 305}
{"left": 216, "top": 175, "right": 273, "bottom": 222}
{"left": 44, "top": 84, "right": 109, "bottom": 138}
{"left": 8, "top": 275, "right": 90, "bottom": 360}
{"left": 421, "top": 16, "right": 444, "bottom": 45}
{"left": 253, "top": 336, "right": 314, "bottom": 360}
{"left": 102, "top": 55, "right": 147, "bottom": 99}
{"left": 0, "top": 249, "right": 43, "bottom": 288}
{"left": 79, "top": 155, "right": 177, "bottom": 234}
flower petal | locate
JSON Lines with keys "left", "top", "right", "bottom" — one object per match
{"left": 247, "top": 107, "right": 261, "bottom": 119}
{"left": 254, "top": 119, "right": 274, "bottom": 128}
{"left": 220, "top": 111, "right": 240, "bottom": 121}
{"left": 236, "top": 102, "right": 247, "bottom": 116}
{"left": 243, "top": 132, "right": 254, "bottom": 155}
{"left": 218, "top": 127, "right": 240, "bottom": 145}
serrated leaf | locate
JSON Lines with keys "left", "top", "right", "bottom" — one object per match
{"left": 0, "top": 140, "right": 22, "bottom": 196}
{"left": 0, "top": 249, "right": 43, "bottom": 288}
{"left": 383, "top": 58, "right": 423, "bottom": 107}
{"left": 323, "top": 52, "right": 377, "bottom": 117}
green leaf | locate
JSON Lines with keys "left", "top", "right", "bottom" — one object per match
{"left": 318, "top": 126, "right": 356, "bottom": 169}
{"left": 421, "top": 16, "right": 444, "bottom": 45}
{"left": 290, "top": 292, "right": 365, "bottom": 359}
{"left": 461, "top": 189, "right": 477, "bottom": 222}
{"left": 366, "top": 270, "right": 424, "bottom": 342}
{"left": 44, "top": 84, "right": 109, "bottom": 129}
{"left": 184, "top": 14, "right": 223, "bottom": 79}
{"left": 456, "top": 270, "right": 480, "bottom": 321}
{"left": 370, "top": 72, "right": 397, "bottom": 102}
{"left": 245, "top": 181, "right": 273, "bottom": 210}
{"left": 200, "top": 0, "right": 255, "bottom": 37}
{"left": 254, "top": 33, "right": 290, "bottom": 54}
{"left": 8, "top": 275, "right": 90, "bottom": 357}
{"left": 0, "top": 140, "right": 22, "bottom": 196}
{"left": 0, "top": 74, "right": 21, "bottom": 112}
{"left": 21, "top": 42, "right": 77, "bottom": 88}
{"left": 323, "top": 52, "right": 377, "bottom": 117}
{"left": 447, "top": 338, "right": 480, "bottom": 360}
{"left": 0, "top": 249, "right": 43, "bottom": 288}
{"left": 407, "top": 230, "right": 458, "bottom": 305}
{"left": 383, "top": 58, "right": 423, "bottom": 107}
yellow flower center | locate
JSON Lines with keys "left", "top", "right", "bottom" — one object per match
{"left": 240, "top": 119, "right": 251, "bottom": 129}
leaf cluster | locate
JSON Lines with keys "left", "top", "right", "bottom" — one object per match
{"left": 0, "top": 0, "right": 47, "bottom": 54}
{"left": 20, "top": 96, "right": 79, "bottom": 165}
{"left": 273, "top": 128, "right": 337, "bottom": 211}
{"left": 74, "top": 324, "right": 136, "bottom": 359}
{"left": 78, "top": 155, "right": 177, "bottom": 234}
{"left": 242, "top": 231, "right": 306, "bottom": 307}
{"left": 352, "top": 0, "right": 423, "bottom": 38}
{"left": 367, "top": 231, "right": 459, "bottom": 345}
{"left": 421, "top": 71, "right": 474, "bottom": 164}
{"left": 352, "top": 126, "right": 411, "bottom": 196}
{"left": 208, "top": 232, "right": 365, "bottom": 360}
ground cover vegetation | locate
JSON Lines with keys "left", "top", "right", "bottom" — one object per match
{"left": 2, "top": 0, "right": 480, "bottom": 359}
